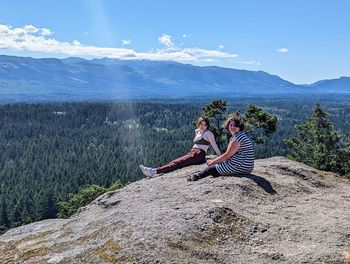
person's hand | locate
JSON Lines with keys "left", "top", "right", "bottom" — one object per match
{"left": 206, "top": 159, "right": 214, "bottom": 166}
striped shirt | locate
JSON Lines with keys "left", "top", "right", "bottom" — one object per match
{"left": 216, "top": 131, "right": 254, "bottom": 175}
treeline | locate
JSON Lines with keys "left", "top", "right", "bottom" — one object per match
{"left": 1, "top": 97, "right": 350, "bottom": 229}
{"left": 0, "top": 102, "right": 201, "bottom": 229}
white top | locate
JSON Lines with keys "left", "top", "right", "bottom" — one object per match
{"left": 192, "top": 129, "right": 221, "bottom": 156}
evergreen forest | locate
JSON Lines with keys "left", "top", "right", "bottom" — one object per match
{"left": 1, "top": 96, "right": 350, "bottom": 230}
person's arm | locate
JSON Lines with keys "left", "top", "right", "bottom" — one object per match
{"left": 207, "top": 140, "right": 240, "bottom": 166}
{"left": 194, "top": 128, "right": 199, "bottom": 136}
{"left": 204, "top": 131, "right": 221, "bottom": 156}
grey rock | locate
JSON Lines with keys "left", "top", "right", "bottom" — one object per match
{"left": 1, "top": 156, "right": 350, "bottom": 264}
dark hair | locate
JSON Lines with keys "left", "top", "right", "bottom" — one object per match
{"left": 196, "top": 116, "right": 210, "bottom": 128}
{"left": 223, "top": 114, "right": 245, "bottom": 131}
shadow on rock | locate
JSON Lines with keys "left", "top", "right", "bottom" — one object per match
{"left": 234, "top": 174, "right": 277, "bottom": 194}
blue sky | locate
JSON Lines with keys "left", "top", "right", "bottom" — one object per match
{"left": 0, "top": 0, "right": 349, "bottom": 84}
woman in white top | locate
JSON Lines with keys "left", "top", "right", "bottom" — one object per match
{"left": 140, "top": 116, "right": 221, "bottom": 177}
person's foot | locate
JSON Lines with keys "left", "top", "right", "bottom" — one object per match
{"left": 187, "top": 173, "right": 202, "bottom": 181}
{"left": 140, "top": 165, "right": 156, "bottom": 177}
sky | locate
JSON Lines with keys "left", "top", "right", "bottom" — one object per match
{"left": 0, "top": 0, "right": 349, "bottom": 84}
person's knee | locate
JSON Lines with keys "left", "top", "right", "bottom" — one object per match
{"left": 167, "top": 161, "right": 177, "bottom": 167}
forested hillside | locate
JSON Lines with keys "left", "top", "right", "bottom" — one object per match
{"left": 1, "top": 97, "right": 350, "bottom": 229}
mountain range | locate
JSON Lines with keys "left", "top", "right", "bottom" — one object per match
{"left": 0, "top": 55, "right": 349, "bottom": 103}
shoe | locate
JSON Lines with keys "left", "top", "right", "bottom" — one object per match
{"left": 187, "top": 173, "right": 201, "bottom": 182}
{"left": 140, "top": 165, "right": 155, "bottom": 177}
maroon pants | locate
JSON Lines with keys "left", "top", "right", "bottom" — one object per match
{"left": 156, "top": 148, "right": 206, "bottom": 174}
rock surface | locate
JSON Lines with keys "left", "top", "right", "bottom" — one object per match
{"left": 1, "top": 156, "right": 350, "bottom": 264}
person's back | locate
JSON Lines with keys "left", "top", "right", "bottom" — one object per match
{"left": 221, "top": 131, "right": 254, "bottom": 174}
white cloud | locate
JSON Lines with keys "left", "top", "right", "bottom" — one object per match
{"left": 218, "top": 44, "right": 224, "bottom": 49}
{"left": 121, "top": 39, "right": 131, "bottom": 46}
{"left": 0, "top": 24, "right": 251, "bottom": 63}
{"left": 182, "top": 33, "right": 192, "bottom": 39}
{"left": 277, "top": 48, "right": 288, "bottom": 53}
{"left": 41, "top": 28, "right": 53, "bottom": 36}
{"left": 158, "top": 33, "right": 174, "bottom": 47}
{"left": 181, "top": 48, "right": 238, "bottom": 60}
{"left": 234, "top": 60, "right": 260, "bottom": 65}
{"left": 23, "top": 25, "right": 39, "bottom": 33}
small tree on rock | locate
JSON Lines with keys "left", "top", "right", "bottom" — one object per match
{"left": 200, "top": 100, "right": 277, "bottom": 152}
{"left": 284, "top": 103, "right": 341, "bottom": 171}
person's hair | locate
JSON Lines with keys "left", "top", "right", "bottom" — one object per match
{"left": 196, "top": 116, "right": 210, "bottom": 128}
{"left": 223, "top": 114, "right": 245, "bottom": 131}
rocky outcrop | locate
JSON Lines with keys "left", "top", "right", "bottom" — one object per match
{"left": 1, "top": 157, "right": 350, "bottom": 264}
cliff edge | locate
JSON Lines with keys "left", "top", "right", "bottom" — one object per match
{"left": 1, "top": 157, "right": 350, "bottom": 264}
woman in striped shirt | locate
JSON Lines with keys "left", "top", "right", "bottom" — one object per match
{"left": 188, "top": 114, "right": 254, "bottom": 181}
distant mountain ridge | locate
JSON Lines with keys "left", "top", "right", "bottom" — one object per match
{"left": 307, "top": 76, "right": 350, "bottom": 92}
{"left": 0, "top": 55, "right": 349, "bottom": 103}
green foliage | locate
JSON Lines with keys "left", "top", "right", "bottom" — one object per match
{"left": 244, "top": 104, "right": 278, "bottom": 136}
{"left": 2, "top": 98, "right": 350, "bottom": 228}
{"left": 0, "top": 193, "right": 10, "bottom": 228}
{"left": 200, "top": 100, "right": 227, "bottom": 151}
{"left": 201, "top": 99, "right": 227, "bottom": 129}
{"left": 335, "top": 143, "right": 350, "bottom": 177}
{"left": 38, "top": 190, "right": 58, "bottom": 220}
{"left": 285, "top": 103, "right": 345, "bottom": 173}
{"left": 0, "top": 102, "right": 200, "bottom": 227}
{"left": 107, "top": 181, "right": 124, "bottom": 192}
{"left": 201, "top": 100, "right": 278, "bottom": 151}
{"left": 58, "top": 181, "right": 123, "bottom": 218}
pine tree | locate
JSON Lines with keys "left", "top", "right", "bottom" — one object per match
{"left": 1, "top": 194, "right": 10, "bottom": 228}
{"left": 200, "top": 100, "right": 278, "bottom": 151}
{"left": 244, "top": 104, "right": 278, "bottom": 144}
{"left": 284, "top": 103, "right": 341, "bottom": 171}
{"left": 200, "top": 100, "right": 227, "bottom": 151}
{"left": 40, "top": 191, "right": 58, "bottom": 220}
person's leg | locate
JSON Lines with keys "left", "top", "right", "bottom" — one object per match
{"left": 187, "top": 165, "right": 221, "bottom": 181}
{"left": 157, "top": 148, "right": 205, "bottom": 174}
{"left": 140, "top": 165, "right": 157, "bottom": 177}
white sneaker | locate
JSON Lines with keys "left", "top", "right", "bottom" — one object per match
{"left": 140, "top": 165, "right": 155, "bottom": 177}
